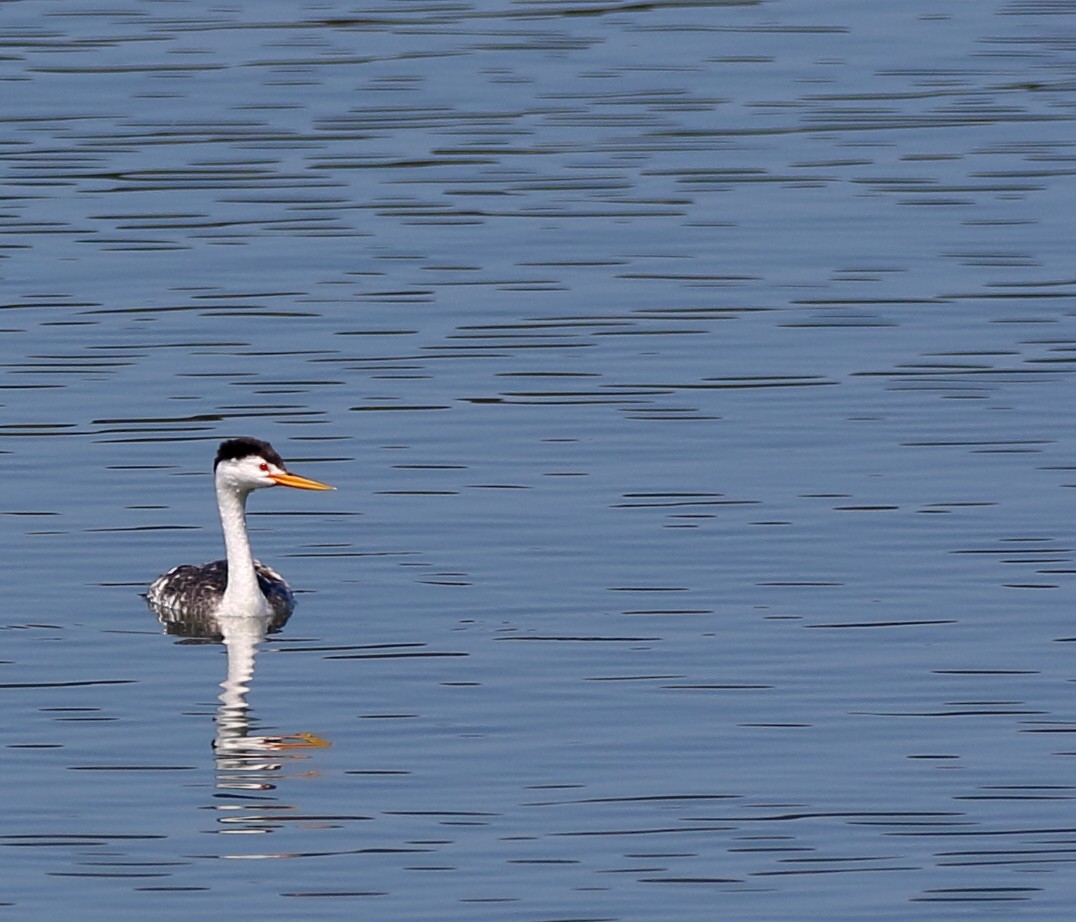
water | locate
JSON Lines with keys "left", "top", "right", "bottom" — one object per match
{"left": 3, "top": 0, "right": 1076, "bottom": 918}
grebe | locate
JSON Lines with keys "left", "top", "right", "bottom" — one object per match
{"left": 146, "top": 437, "right": 334, "bottom": 620}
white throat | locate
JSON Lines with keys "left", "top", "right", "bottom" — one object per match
{"left": 216, "top": 472, "right": 271, "bottom": 616}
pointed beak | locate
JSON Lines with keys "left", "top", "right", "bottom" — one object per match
{"left": 268, "top": 470, "right": 335, "bottom": 491}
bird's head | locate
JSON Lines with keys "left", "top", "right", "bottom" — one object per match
{"left": 213, "top": 437, "right": 335, "bottom": 494}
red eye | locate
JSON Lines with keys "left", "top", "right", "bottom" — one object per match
{"left": 259, "top": 463, "right": 269, "bottom": 472}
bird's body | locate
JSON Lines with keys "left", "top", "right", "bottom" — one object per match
{"left": 148, "top": 558, "right": 295, "bottom": 621}
{"left": 146, "top": 437, "right": 334, "bottom": 621}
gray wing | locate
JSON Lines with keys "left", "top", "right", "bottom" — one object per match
{"left": 147, "top": 559, "right": 229, "bottom": 616}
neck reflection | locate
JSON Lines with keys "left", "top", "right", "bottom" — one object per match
{"left": 153, "top": 605, "right": 330, "bottom": 834}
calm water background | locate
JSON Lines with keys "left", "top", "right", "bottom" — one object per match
{"left": 3, "top": 0, "right": 1076, "bottom": 918}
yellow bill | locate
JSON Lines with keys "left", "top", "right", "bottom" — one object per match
{"left": 269, "top": 470, "right": 335, "bottom": 491}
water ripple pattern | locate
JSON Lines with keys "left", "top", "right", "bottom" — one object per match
{"left": 3, "top": 1, "right": 1076, "bottom": 919}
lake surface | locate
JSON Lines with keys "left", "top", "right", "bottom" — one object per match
{"left": 3, "top": 0, "right": 1076, "bottom": 918}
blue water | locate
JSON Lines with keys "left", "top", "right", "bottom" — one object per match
{"left": 4, "top": 0, "right": 1076, "bottom": 918}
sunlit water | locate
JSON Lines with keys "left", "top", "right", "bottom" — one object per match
{"left": 3, "top": 1, "right": 1076, "bottom": 919}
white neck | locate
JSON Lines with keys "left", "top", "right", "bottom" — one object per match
{"left": 216, "top": 474, "right": 269, "bottom": 615}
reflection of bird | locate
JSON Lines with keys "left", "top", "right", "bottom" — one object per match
{"left": 147, "top": 437, "right": 334, "bottom": 620}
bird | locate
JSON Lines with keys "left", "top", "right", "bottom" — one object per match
{"left": 146, "top": 437, "right": 334, "bottom": 621}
